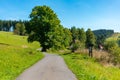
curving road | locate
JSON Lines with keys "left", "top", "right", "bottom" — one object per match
{"left": 16, "top": 53, "right": 77, "bottom": 80}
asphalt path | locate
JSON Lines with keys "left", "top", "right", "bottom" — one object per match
{"left": 16, "top": 53, "right": 77, "bottom": 80}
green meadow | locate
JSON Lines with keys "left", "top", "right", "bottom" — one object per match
{"left": 62, "top": 53, "right": 120, "bottom": 80}
{"left": 0, "top": 31, "right": 44, "bottom": 80}
{"left": 106, "top": 33, "right": 120, "bottom": 41}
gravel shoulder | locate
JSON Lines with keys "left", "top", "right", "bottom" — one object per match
{"left": 16, "top": 53, "right": 77, "bottom": 80}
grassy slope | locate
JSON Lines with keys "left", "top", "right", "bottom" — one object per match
{"left": 107, "top": 33, "right": 120, "bottom": 41}
{"left": 0, "top": 31, "right": 44, "bottom": 80}
{"left": 62, "top": 53, "right": 120, "bottom": 80}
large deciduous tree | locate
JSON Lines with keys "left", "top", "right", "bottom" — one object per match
{"left": 28, "top": 5, "right": 71, "bottom": 51}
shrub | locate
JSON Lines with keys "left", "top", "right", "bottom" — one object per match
{"left": 104, "top": 40, "right": 120, "bottom": 64}
{"left": 71, "top": 40, "right": 81, "bottom": 52}
{"left": 104, "top": 40, "right": 118, "bottom": 51}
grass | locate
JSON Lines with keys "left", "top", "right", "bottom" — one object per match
{"left": 0, "top": 31, "right": 44, "bottom": 80}
{"left": 107, "top": 33, "right": 120, "bottom": 41}
{"left": 61, "top": 53, "right": 120, "bottom": 80}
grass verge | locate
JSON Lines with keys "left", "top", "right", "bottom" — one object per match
{"left": 62, "top": 53, "right": 120, "bottom": 80}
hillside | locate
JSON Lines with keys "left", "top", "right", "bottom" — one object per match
{"left": 106, "top": 33, "right": 120, "bottom": 41}
{"left": 93, "top": 29, "right": 114, "bottom": 44}
{"left": 0, "top": 31, "right": 44, "bottom": 80}
{"left": 93, "top": 29, "right": 114, "bottom": 38}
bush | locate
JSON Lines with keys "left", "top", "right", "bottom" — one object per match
{"left": 104, "top": 40, "right": 120, "bottom": 64}
{"left": 110, "top": 47, "right": 120, "bottom": 64}
{"left": 70, "top": 40, "right": 83, "bottom": 52}
{"left": 104, "top": 40, "right": 118, "bottom": 51}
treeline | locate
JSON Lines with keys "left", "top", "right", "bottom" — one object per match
{"left": 70, "top": 27, "right": 95, "bottom": 53}
{"left": 0, "top": 20, "right": 14, "bottom": 31}
{"left": 0, "top": 19, "right": 96, "bottom": 52}
{"left": 0, "top": 20, "right": 29, "bottom": 35}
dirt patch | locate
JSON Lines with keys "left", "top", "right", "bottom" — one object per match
{"left": 0, "top": 43, "right": 10, "bottom": 46}
{"left": 22, "top": 45, "right": 28, "bottom": 48}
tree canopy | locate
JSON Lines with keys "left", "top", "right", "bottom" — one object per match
{"left": 28, "top": 5, "right": 72, "bottom": 51}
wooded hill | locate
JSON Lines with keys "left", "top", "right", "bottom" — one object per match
{"left": 93, "top": 29, "right": 114, "bottom": 45}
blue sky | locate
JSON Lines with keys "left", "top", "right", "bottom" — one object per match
{"left": 0, "top": 0, "right": 120, "bottom": 32}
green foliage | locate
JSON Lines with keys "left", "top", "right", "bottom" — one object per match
{"left": 63, "top": 28, "right": 72, "bottom": 48}
{"left": 110, "top": 47, "right": 120, "bottom": 64}
{"left": 71, "top": 26, "right": 78, "bottom": 40}
{"left": 70, "top": 27, "right": 86, "bottom": 51}
{"left": 14, "top": 23, "right": 26, "bottom": 35}
{"left": 46, "top": 25, "right": 71, "bottom": 50}
{"left": 71, "top": 40, "right": 81, "bottom": 52}
{"left": 28, "top": 5, "right": 71, "bottom": 51}
{"left": 48, "top": 26, "right": 72, "bottom": 50}
{"left": 78, "top": 28, "right": 86, "bottom": 44}
{"left": 24, "top": 21, "right": 31, "bottom": 34}
{"left": 104, "top": 40, "right": 118, "bottom": 51}
{"left": 86, "top": 28, "right": 96, "bottom": 48}
{"left": 0, "top": 31, "right": 44, "bottom": 80}
{"left": 105, "top": 36, "right": 120, "bottom": 64}
{"left": 62, "top": 53, "right": 120, "bottom": 80}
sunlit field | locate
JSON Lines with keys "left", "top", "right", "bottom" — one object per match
{"left": 0, "top": 31, "right": 44, "bottom": 80}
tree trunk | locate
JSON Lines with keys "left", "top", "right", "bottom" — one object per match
{"left": 41, "top": 47, "right": 46, "bottom": 52}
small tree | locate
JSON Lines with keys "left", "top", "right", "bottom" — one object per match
{"left": 14, "top": 23, "right": 26, "bottom": 35}
{"left": 71, "top": 26, "right": 78, "bottom": 41}
{"left": 104, "top": 40, "right": 118, "bottom": 51}
{"left": 104, "top": 40, "right": 120, "bottom": 64}
{"left": 86, "top": 28, "right": 96, "bottom": 57}
{"left": 71, "top": 40, "right": 81, "bottom": 52}
{"left": 86, "top": 29, "right": 96, "bottom": 48}
{"left": 77, "top": 28, "right": 86, "bottom": 48}
{"left": 62, "top": 28, "right": 72, "bottom": 48}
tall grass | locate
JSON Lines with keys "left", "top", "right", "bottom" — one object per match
{"left": 0, "top": 31, "right": 44, "bottom": 80}
{"left": 62, "top": 53, "right": 120, "bottom": 80}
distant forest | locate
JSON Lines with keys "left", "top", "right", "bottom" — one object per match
{"left": 0, "top": 20, "right": 28, "bottom": 31}
{"left": 0, "top": 20, "right": 114, "bottom": 39}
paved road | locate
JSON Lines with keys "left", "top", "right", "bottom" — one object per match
{"left": 16, "top": 53, "right": 77, "bottom": 80}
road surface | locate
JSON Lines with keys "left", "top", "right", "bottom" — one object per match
{"left": 16, "top": 53, "right": 77, "bottom": 80}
